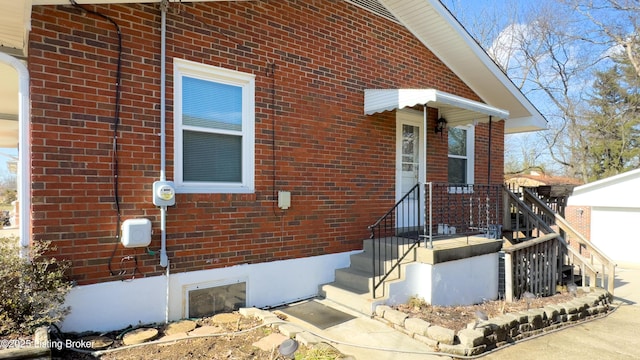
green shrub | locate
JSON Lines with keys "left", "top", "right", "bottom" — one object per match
{"left": 0, "top": 236, "right": 71, "bottom": 335}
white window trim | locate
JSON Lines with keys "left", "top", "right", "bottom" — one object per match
{"left": 173, "top": 58, "right": 255, "bottom": 194}
{"left": 448, "top": 125, "right": 475, "bottom": 191}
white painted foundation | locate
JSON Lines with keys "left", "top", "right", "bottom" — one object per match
{"left": 386, "top": 252, "right": 499, "bottom": 306}
{"left": 61, "top": 251, "right": 357, "bottom": 332}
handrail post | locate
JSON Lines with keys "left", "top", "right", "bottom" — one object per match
{"left": 504, "top": 251, "right": 513, "bottom": 302}
{"left": 427, "top": 182, "right": 433, "bottom": 249}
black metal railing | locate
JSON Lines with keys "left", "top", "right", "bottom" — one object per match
{"left": 367, "top": 183, "right": 503, "bottom": 298}
{"left": 368, "top": 183, "right": 421, "bottom": 299}
{"left": 427, "top": 183, "right": 503, "bottom": 240}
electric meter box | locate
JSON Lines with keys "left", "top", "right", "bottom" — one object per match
{"left": 121, "top": 218, "right": 152, "bottom": 248}
{"left": 153, "top": 181, "right": 176, "bottom": 206}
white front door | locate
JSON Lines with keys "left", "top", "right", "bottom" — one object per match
{"left": 396, "top": 110, "right": 425, "bottom": 230}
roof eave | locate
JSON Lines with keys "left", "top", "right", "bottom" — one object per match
{"left": 377, "top": 0, "right": 548, "bottom": 134}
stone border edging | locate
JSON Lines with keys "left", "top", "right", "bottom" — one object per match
{"left": 374, "top": 288, "right": 613, "bottom": 357}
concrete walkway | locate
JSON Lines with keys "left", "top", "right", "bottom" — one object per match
{"left": 279, "top": 299, "right": 446, "bottom": 360}
{"left": 482, "top": 264, "right": 640, "bottom": 360}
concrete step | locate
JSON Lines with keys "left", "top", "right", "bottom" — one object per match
{"left": 318, "top": 237, "right": 419, "bottom": 316}
{"left": 334, "top": 267, "right": 376, "bottom": 293}
{"left": 349, "top": 252, "right": 404, "bottom": 274}
{"left": 362, "top": 237, "right": 419, "bottom": 257}
{"left": 319, "top": 282, "right": 386, "bottom": 315}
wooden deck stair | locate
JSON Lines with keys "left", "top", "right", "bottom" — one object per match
{"left": 502, "top": 186, "right": 615, "bottom": 300}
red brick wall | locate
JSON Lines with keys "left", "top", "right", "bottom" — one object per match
{"left": 29, "top": 1, "right": 504, "bottom": 284}
{"left": 565, "top": 205, "right": 592, "bottom": 255}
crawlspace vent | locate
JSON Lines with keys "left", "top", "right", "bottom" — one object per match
{"left": 187, "top": 282, "right": 247, "bottom": 319}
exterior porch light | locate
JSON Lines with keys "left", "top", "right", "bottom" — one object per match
{"left": 435, "top": 117, "right": 447, "bottom": 134}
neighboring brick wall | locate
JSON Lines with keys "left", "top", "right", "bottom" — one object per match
{"left": 29, "top": 1, "right": 505, "bottom": 284}
{"left": 565, "top": 205, "right": 592, "bottom": 256}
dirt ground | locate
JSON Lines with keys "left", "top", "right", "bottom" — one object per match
{"left": 52, "top": 315, "right": 294, "bottom": 360}
{"left": 2, "top": 289, "right": 582, "bottom": 360}
{"left": 395, "top": 289, "right": 580, "bottom": 332}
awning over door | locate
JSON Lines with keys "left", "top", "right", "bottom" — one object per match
{"left": 364, "top": 89, "right": 509, "bottom": 127}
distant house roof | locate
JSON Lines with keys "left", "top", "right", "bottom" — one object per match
{"left": 505, "top": 173, "right": 584, "bottom": 187}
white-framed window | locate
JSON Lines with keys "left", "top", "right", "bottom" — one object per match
{"left": 448, "top": 125, "right": 474, "bottom": 185}
{"left": 173, "top": 59, "right": 255, "bottom": 194}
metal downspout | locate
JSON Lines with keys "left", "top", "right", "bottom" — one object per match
{"left": 160, "top": 0, "right": 169, "bottom": 324}
{"left": 423, "top": 105, "right": 432, "bottom": 249}
{"left": 488, "top": 116, "right": 492, "bottom": 184}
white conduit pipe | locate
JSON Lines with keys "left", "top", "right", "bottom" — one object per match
{"left": 159, "top": 0, "right": 168, "bottom": 268}
{"left": 160, "top": 0, "right": 169, "bottom": 324}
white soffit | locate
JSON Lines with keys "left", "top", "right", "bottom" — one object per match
{"left": 376, "top": 0, "right": 547, "bottom": 134}
{"left": 365, "top": 89, "right": 508, "bottom": 127}
{"left": 0, "top": 0, "right": 31, "bottom": 57}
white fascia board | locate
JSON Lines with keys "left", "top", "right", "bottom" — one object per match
{"left": 504, "top": 115, "right": 549, "bottom": 134}
{"left": 33, "top": 0, "right": 244, "bottom": 5}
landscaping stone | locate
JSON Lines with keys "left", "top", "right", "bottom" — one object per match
{"left": 438, "top": 343, "right": 466, "bottom": 356}
{"left": 414, "top": 333, "right": 439, "bottom": 348}
{"left": 457, "top": 328, "right": 485, "bottom": 348}
{"left": 426, "top": 325, "right": 455, "bottom": 345}
{"left": 568, "top": 313, "right": 581, "bottom": 321}
{"left": 277, "top": 324, "right": 300, "bottom": 338}
{"left": 157, "top": 332, "right": 188, "bottom": 346}
{"left": 251, "top": 333, "right": 287, "bottom": 352}
{"left": 211, "top": 313, "right": 242, "bottom": 324}
{"left": 165, "top": 320, "right": 197, "bottom": 336}
{"left": 404, "top": 317, "right": 430, "bottom": 336}
{"left": 239, "top": 307, "right": 264, "bottom": 318}
{"left": 122, "top": 328, "right": 159, "bottom": 345}
{"left": 376, "top": 290, "right": 613, "bottom": 358}
{"left": 543, "top": 307, "right": 559, "bottom": 322}
{"left": 81, "top": 335, "right": 114, "bottom": 350}
{"left": 375, "top": 305, "right": 391, "bottom": 318}
{"left": 562, "top": 302, "right": 578, "bottom": 314}
{"left": 383, "top": 308, "right": 408, "bottom": 326}
{"left": 188, "top": 326, "right": 224, "bottom": 336}
{"left": 295, "top": 332, "right": 322, "bottom": 346}
{"left": 488, "top": 322, "right": 508, "bottom": 342}
{"left": 467, "top": 344, "right": 487, "bottom": 356}
{"left": 525, "top": 309, "right": 544, "bottom": 329}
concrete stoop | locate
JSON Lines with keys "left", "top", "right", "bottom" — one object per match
{"left": 319, "top": 238, "right": 418, "bottom": 315}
